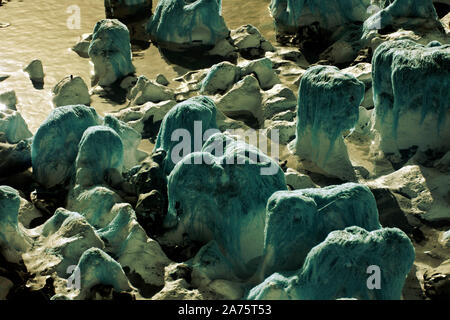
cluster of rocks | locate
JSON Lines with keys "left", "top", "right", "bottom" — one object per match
{"left": 0, "top": 0, "right": 449, "bottom": 301}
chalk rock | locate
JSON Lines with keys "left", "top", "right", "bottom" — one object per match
{"left": 240, "top": 57, "right": 280, "bottom": 90}
{"left": 284, "top": 168, "right": 317, "bottom": 189}
{"left": 164, "top": 132, "right": 287, "bottom": 278}
{"left": 371, "top": 40, "right": 450, "bottom": 155}
{"left": 31, "top": 105, "right": 101, "bottom": 188}
{"left": 153, "top": 96, "right": 218, "bottom": 175}
{"left": 0, "top": 186, "right": 31, "bottom": 263}
{"left": 256, "top": 183, "right": 381, "bottom": 280}
{"left": 0, "top": 90, "right": 17, "bottom": 110}
{"left": 67, "top": 186, "right": 124, "bottom": 229}
{"left": 128, "top": 75, "right": 174, "bottom": 105}
{"left": 23, "top": 209, "right": 105, "bottom": 277}
{"left": 216, "top": 75, "right": 263, "bottom": 126}
{"left": 0, "top": 140, "right": 31, "bottom": 176}
{"left": 0, "top": 109, "right": 32, "bottom": 144}
{"left": 200, "top": 61, "right": 239, "bottom": 95}
{"left": 291, "top": 65, "right": 365, "bottom": 181}
{"left": 265, "top": 120, "right": 296, "bottom": 145}
{"left": 72, "top": 33, "right": 92, "bottom": 58}
{"left": 24, "top": 59, "right": 44, "bottom": 83}
{"left": 74, "top": 126, "right": 124, "bottom": 187}
{"left": 269, "top": 0, "right": 373, "bottom": 35}
{"left": 88, "top": 19, "right": 135, "bottom": 86}
{"left": 71, "top": 248, "right": 133, "bottom": 299}
{"left": 262, "top": 84, "right": 297, "bottom": 120}
{"left": 230, "top": 24, "right": 275, "bottom": 58}
{"left": 96, "top": 203, "right": 138, "bottom": 254}
{"left": 147, "top": 0, "right": 229, "bottom": 50}
{"left": 365, "top": 165, "right": 450, "bottom": 223}
{"left": 110, "top": 100, "right": 176, "bottom": 139}
{"left": 248, "top": 226, "right": 415, "bottom": 300}
{"left": 118, "top": 225, "right": 171, "bottom": 292}
{"left": 52, "top": 76, "right": 90, "bottom": 107}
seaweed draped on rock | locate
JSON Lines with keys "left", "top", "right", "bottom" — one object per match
{"left": 371, "top": 39, "right": 450, "bottom": 155}
{"left": 88, "top": 19, "right": 135, "bottom": 86}
{"left": 153, "top": 95, "right": 219, "bottom": 175}
{"left": 290, "top": 65, "right": 365, "bottom": 181}
{"left": 255, "top": 183, "right": 382, "bottom": 281}
{"left": 164, "top": 132, "right": 287, "bottom": 279}
{"left": 247, "top": 226, "right": 415, "bottom": 300}
{"left": 147, "top": 0, "right": 230, "bottom": 50}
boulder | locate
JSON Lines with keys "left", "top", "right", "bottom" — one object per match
{"left": 88, "top": 19, "right": 135, "bottom": 86}
{"left": 70, "top": 248, "right": 133, "bottom": 299}
{"left": 127, "top": 75, "right": 175, "bottom": 105}
{"left": 0, "top": 109, "right": 32, "bottom": 144}
{"left": 240, "top": 57, "right": 280, "bottom": 90}
{"left": 291, "top": 65, "right": 365, "bottom": 181}
{"left": 153, "top": 95, "right": 218, "bottom": 175}
{"left": 74, "top": 126, "right": 124, "bottom": 187}
{"left": 147, "top": 0, "right": 229, "bottom": 50}
{"left": 248, "top": 226, "right": 415, "bottom": 300}
{"left": 31, "top": 105, "right": 101, "bottom": 188}
{"left": 262, "top": 84, "right": 297, "bottom": 120}
{"left": 371, "top": 40, "right": 450, "bottom": 155}
{"left": 255, "top": 183, "right": 381, "bottom": 280}
{"left": 284, "top": 168, "right": 317, "bottom": 189}
{"left": 23, "top": 209, "right": 105, "bottom": 277}
{"left": 164, "top": 132, "right": 287, "bottom": 278}
{"left": 200, "top": 61, "right": 239, "bottom": 95}
{"left": 0, "top": 90, "right": 17, "bottom": 110}
{"left": 0, "top": 186, "right": 31, "bottom": 263}
{"left": 269, "top": 0, "right": 373, "bottom": 35}
{"left": 216, "top": 75, "right": 263, "bottom": 126}
{"left": 24, "top": 59, "right": 44, "bottom": 84}
{"left": 0, "top": 140, "right": 31, "bottom": 176}
{"left": 52, "top": 75, "right": 90, "bottom": 107}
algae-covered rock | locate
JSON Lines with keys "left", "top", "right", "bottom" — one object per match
{"left": 153, "top": 95, "right": 218, "bottom": 175}
{"left": 256, "top": 183, "right": 382, "bottom": 280}
{"left": 291, "top": 65, "right": 365, "bottom": 181}
{"left": 248, "top": 226, "right": 415, "bottom": 300}
{"left": 147, "top": 0, "right": 229, "bottom": 50}
{"left": 88, "top": 19, "right": 135, "bottom": 86}
{"left": 371, "top": 39, "right": 450, "bottom": 155}
{"left": 0, "top": 186, "right": 31, "bottom": 263}
{"left": 74, "top": 126, "right": 124, "bottom": 187}
{"left": 31, "top": 105, "right": 101, "bottom": 188}
{"left": 164, "top": 132, "right": 286, "bottom": 278}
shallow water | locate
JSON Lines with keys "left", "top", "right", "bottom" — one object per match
{"left": 0, "top": 0, "right": 275, "bottom": 134}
